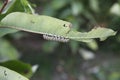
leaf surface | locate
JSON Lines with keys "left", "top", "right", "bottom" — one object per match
{"left": 0, "top": 39, "right": 19, "bottom": 62}
{"left": 0, "top": 12, "right": 116, "bottom": 42}
{"left": 0, "top": 60, "right": 33, "bottom": 78}
{"left": 0, "top": 66, "right": 29, "bottom": 80}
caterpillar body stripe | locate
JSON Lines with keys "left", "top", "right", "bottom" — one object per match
{"left": 43, "top": 34, "right": 69, "bottom": 42}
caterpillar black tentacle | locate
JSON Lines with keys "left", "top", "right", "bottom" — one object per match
{"left": 43, "top": 34, "right": 69, "bottom": 42}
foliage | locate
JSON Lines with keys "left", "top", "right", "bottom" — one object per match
{"left": 0, "top": 38, "right": 19, "bottom": 62}
{"left": 0, "top": 12, "right": 116, "bottom": 42}
{"left": 0, "top": 0, "right": 119, "bottom": 80}
{"left": 32, "top": 0, "right": 120, "bottom": 80}
{"left": 0, "top": 60, "right": 33, "bottom": 78}
{"left": 0, "top": 66, "right": 28, "bottom": 80}
{"left": 0, "top": 0, "right": 34, "bottom": 79}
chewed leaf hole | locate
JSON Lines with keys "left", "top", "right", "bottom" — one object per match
{"left": 63, "top": 24, "right": 66, "bottom": 27}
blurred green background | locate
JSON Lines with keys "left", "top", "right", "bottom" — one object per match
{"left": 0, "top": 0, "right": 120, "bottom": 80}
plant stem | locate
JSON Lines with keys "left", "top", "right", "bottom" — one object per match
{"left": 0, "top": 0, "right": 9, "bottom": 13}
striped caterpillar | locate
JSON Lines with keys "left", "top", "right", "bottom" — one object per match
{"left": 42, "top": 22, "right": 71, "bottom": 42}
{"left": 43, "top": 34, "right": 69, "bottom": 42}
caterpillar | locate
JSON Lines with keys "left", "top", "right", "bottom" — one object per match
{"left": 43, "top": 34, "right": 69, "bottom": 42}
{"left": 0, "top": 66, "right": 28, "bottom": 80}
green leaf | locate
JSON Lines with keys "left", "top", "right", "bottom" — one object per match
{"left": 0, "top": 28, "right": 18, "bottom": 37}
{"left": 0, "top": 12, "right": 116, "bottom": 42}
{"left": 86, "top": 40, "right": 98, "bottom": 50}
{"left": 20, "top": 0, "right": 34, "bottom": 14}
{"left": 0, "top": 60, "right": 33, "bottom": 78}
{"left": 67, "top": 27, "right": 116, "bottom": 42}
{"left": 0, "top": 0, "right": 34, "bottom": 21}
{"left": 0, "top": 14, "right": 7, "bottom": 21}
{"left": 0, "top": 39, "right": 19, "bottom": 62}
{"left": 110, "top": 3, "right": 120, "bottom": 16}
{"left": 1, "top": 0, "right": 34, "bottom": 14}
{"left": 0, "top": 12, "right": 71, "bottom": 38}
{"left": 0, "top": 66, "right": 29, "bottom": 80}
{"left": 0, "top": 0, "right": 34, "bottom": 36}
